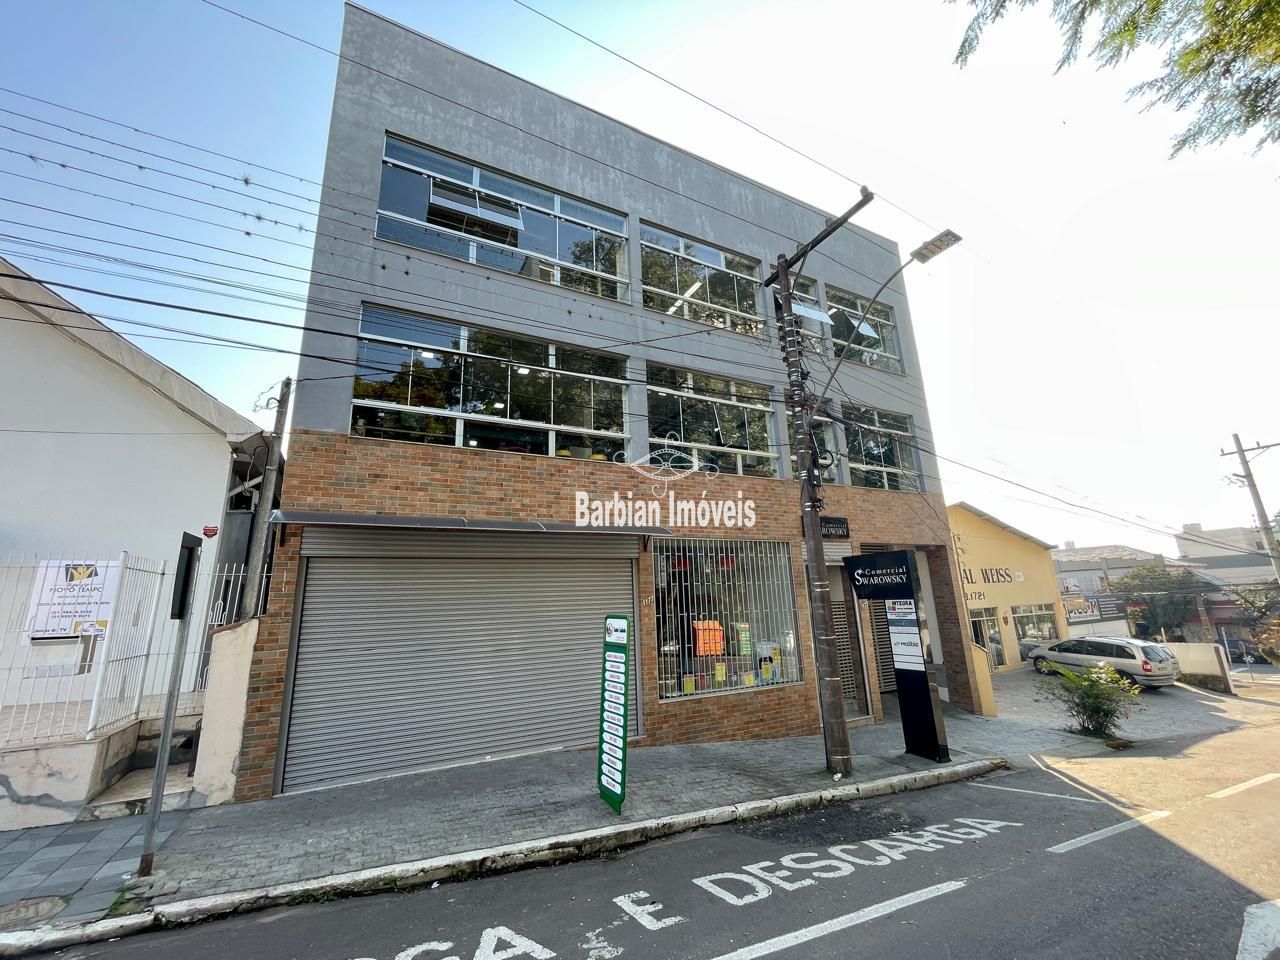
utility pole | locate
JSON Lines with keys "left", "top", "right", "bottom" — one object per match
{"left": 775, "top": 252, "right": 854, "bottom": 777}
{"left": 1222, "top": 434, "right": 1280, "bottom": 584}
{"left": 243, "top": 377, "right": 291, "bottom": 618}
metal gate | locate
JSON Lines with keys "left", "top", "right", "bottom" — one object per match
{"left": 281, "top": 545, "right": 637, "bottom": 792}
{"left": 832, "top": 599, "right": 860, "bottom": 707}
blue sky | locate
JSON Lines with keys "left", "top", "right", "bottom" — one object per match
{"left": 4, "top": 0, "right": 1278, "bottom": 554}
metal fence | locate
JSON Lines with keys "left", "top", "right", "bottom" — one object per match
{"left": 0, "top": 554, "right": 267, "bottom": 748}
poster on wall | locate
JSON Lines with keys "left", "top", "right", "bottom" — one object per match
{"left": 843, "top": 550, "right": 949, "bottom": 763}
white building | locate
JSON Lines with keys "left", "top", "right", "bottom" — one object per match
{"left": 1176, "top": 523, "right": 1277, "bottom": 586}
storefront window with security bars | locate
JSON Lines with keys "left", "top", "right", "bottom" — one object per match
{"left": 640, "top": 225, "right": 762, "bottom": 336}
{"left": 825, "top": 285, "right": 904, "bottom": 374}
{"left": 653, "top": 538, "right": 802, "bottom": 700}
{"left": 376, "top": 135, "right": 629, "bottom": 302}
{"left": 350, "top": 305, "right": 627, "bottom": 459}
{"left": 842, "top": 404, "right": 922, "bottom": 492}
{"left": 646, "top": 364, "right": 776, "bottom": 477}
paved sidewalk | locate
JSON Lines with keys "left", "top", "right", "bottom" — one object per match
{"left": 4, "top": 668, "right": 1279, "bottom": 937}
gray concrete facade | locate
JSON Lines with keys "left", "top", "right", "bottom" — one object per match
{"left": 294, "top": 2, "right": 941, "bottom": 488}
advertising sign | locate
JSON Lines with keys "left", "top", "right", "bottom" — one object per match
{"left": 820, "top": 516, "right": 850, "bottom": 539}
{"left": 1064, "top": 595, "right": 1127, "bottom": 624}
{"left": 597, "top": 614, "right": 631, "bottom": 814}
{"left": 24, "top": 560, "right": 121, "bottom": 642}
{"left": 843, "top": 551, "right": 949, "bottom": 763}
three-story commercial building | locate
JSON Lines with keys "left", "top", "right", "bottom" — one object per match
{"left": 233, "top": 3, "right": 989, "bottom": 799}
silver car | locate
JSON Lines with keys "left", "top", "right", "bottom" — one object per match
{"left": 1030, "top": 636, "right": 1181, "bottom": 688}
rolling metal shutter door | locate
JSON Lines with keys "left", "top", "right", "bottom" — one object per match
{"left": 282, "top": 554, "right": 635, "bottom": 792}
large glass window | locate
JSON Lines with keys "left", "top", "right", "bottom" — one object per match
{"left": 790, "top": 276, "right": 829, "bottom": 356}
{"left": 842, "top": 405, "right": 922, "bottom": 491}
{"left": 826, "top": 285, "right": 904, "bottom": 374}
{"left": 376, "top": 135, "right": 628, "bottom": 302}
{"left": 653, "top": 538, "right": 802, "bottom": 699}
{"left": 788, "top": 411, "right": 840, "bottom": 483}
{"left": 640, "top": 225, "right": 762, "bottom": 336}
{"left": 351, "top": 305, "right": 627, "bottom": 460}
{"left": 1011, "top": 603, "right": 1060, "bottom": 659}
{"left": 647, "top": 365, "right": 775, "bottom": 477}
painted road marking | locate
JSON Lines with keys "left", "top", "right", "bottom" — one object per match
{"left": 969, "top": 781, "right": 1103, "bottom": 804}
{"left": 1209, "top": 773, "right": 1280, "bottom": 799}
{"left": 704, "top": 881, "right": 967, "bottom": 960}
{"left": 1046, "top": 811, "right": 1171, "bottom": 853}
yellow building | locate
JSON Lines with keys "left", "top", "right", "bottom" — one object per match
{"left": 946, "top": 503, "right": 1070, "bottom": 672}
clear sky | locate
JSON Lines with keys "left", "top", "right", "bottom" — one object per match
{"left": 3, "top": 0, "right": 1277, "bottom": 556}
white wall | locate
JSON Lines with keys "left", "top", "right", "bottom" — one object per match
{"left": 1068, "top": 619, "right": 1131, "bottom": 639}
{"left": 0, "top": 317, "right": 232, "bottom": 562}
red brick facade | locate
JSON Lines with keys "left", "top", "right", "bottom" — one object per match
{"left": 233, "top": 430, "right": 977, "bottom": 800}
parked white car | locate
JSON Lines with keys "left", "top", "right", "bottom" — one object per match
{"left": 1030, "top": 636, "right": 1181, "bottom": 688}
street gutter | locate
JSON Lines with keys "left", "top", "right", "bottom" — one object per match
{"left": 0, "top": 757, "right": 1006, "bottom": 957}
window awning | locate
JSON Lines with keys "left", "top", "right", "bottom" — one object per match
{"left": 268, "top": 509, "right": 672, "bottom": 537}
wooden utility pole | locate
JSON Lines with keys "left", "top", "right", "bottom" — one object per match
{"left": 1223, "top": 435, "right": 1280, "bottom": 585}
{"left": 243, "top": 377, "right": 291, "bottom": 618}
{"left": 774, "top": 255, "right": 853, "bottom": 777}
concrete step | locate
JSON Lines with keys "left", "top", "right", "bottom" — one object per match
{"left": 81, "top": 764, "right": 193, "bottom": 820}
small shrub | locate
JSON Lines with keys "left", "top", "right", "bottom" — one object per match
{"left": 1259, "top": 641, "right": 1280, "bottom": 668}
{"left": 1037, "top": 661, "right": 1142, "bottom": 739}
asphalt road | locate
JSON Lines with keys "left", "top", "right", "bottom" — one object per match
{"left": 40, "top": 721, "right": 1280, "bottom": 960}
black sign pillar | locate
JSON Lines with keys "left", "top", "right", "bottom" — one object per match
{"left": 843, "top": 551, "right": 950, "bottom": 763}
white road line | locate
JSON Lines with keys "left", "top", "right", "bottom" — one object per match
{"left": 969, "top": 781, "right": 1104, "bottom": 803}
{"left": 705, "top": 881, "right": 967, "bottom": 960}
{"left": 1209, "top": 774, "right": 1280, "bottom": 799}
{"left": 1046, "top": 811, "right": 1171, "bottom": 854}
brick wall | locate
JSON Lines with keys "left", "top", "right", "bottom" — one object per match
{"left": 233, "top": 430, "right": 976, "bottom": 799}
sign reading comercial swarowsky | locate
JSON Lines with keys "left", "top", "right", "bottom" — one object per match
{"left": 843, "top": 550, "right": 949, "bottom": 763}
{"left": 597, "top": 614, "right": 631, "bottom": 814}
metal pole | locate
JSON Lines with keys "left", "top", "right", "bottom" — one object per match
{"left": 138, "top": 545, "right": 200, "bottom": 877}
{"left": 775, "top": 255, "right": 853, "bottom": 776}
{"left": 243, "top": 377, "right": 291, "bottom": 617}
{"left": 1228, "top": 434, "right": 1280, "bottom": 584}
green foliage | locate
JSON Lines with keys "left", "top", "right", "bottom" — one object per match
{"left": 1106, "top": 564, "right": 1208, "bottom": 635}
{"left": 951, "top": 0, "right": 1280, "bottom": 154}
{"left": 1038, "top": 661, "right": 1142, "bottom": 738}
{"left": 1257, "top": 616, "right": 1280, "bottom": 665}
{"left": 1229, "top": 582, "right": 1280, "bottom": 630}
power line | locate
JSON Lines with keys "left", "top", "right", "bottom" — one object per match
{"left": 507, "top": 0, "right": 942, "bottom": 238}
{"left": 195, "top": 0, "right": 909, "bottom": 288}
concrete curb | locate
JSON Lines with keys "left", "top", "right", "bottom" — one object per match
{"left": 0, "top": 757, "right": 1005, "bottom": 957}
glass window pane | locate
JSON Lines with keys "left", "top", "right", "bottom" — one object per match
{"left": 640, "top": 226, "right": 680, "bottom": 250}
{"left": 692, "top": 372, "right": 730, "bottom": 399}
{"left": 681, "top": 239, "right": 723, "bottom": 267}
{"left": 593, "top": 381, "right": 624, "bottom": 433}
{"left": 879, "top": 412, "right": 911, "bottom": 434}
{"left": 885, "top": 471, "right": 920, "bottom": 492}
{"left": 559, "top": 266, "right": 602, "bottom": 297}
{"left": 643, "top": 290, "right": 678, "bottom": 314}
{"left": 647, "top": 390, "right": 682, "bottom": 443}
{"left": 595, "top": 234, "right": 623, "bottom": 277}
{"left": 744, "top": 408, "right": 770, "bottom": 452}
{"left": 641, "top": 247, "right": 679, "bottom": 294}
{"left": 469, "top": 330, "right": 547, "bottom": 367}
{"left": 707, "top": 269, "right": 737, "bottom": 311}
{"left": 553, "top": 373, "right": 593, "bottom": 429}
{"left": 735, "top": 276, "right": 759, "bottom": 315}
{"left": 558, "top": 219, "right": 596, "bottom": 270}
{"left": 557, "top": 347, "right": 623, "bottom": 378}
{"left": 724, "top": 253, "right": 758, "bottom": 277}
{"left": 647, "top": 364, "right": 683, "bottom": 389}
{"left": 359, "top": 307, "right": 460, "bottom": 350}
{"left": 677, "top": 259, "right": 708, "bottom": 302}
{"left": 352, "top": 405, "right": 457, "bottom": 445}
{"left": 515, "top": 207, "right": 556, "bottom": 258}
{"left": 376, "top": 214, "right": 472, "bottom": 260}
{"left": 850, "top": 468, "right": 887, "bottom": 489}
{"left": 734, "top": 380, "right": 770, "bottom": 404}
{"left": 432, "top": 179, "right": 478, "bottom": 210}
{"left": 508, "top": 367, "right": 552, "bottom": 423}
{"left": 741, "top": 455, "right": 775, "bottom": 478}
{"left": 409, "top": 351, "right": 464, "bottom": 411}
{"left": 378, "top": 165, "right": 429, "bottom": 219}
{"left": 384, "top": 137, "right": 474, "bottom": 182}
{"left": 560, "top": 196, "right": 626, "bottom": 234}
{"left": 463, "top": 356, "right": 508, "bottom": 416}
{"left": 353, "top": 341, "right": 411, "bottom": 405}
{"left": 474, "top": 240, "right": 535, "bottom": 275}
{"left": 681, "top": 397, "right": 719, "bottom": 446}
{"left": 463, "top": 421, "right": 548, "bottom": 456}
{"left": 477, "top": 169, "right": 554, "bottom": 209}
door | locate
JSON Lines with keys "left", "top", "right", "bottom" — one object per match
{"left": 281, "top": 552, "right": 635, "bottom": 792}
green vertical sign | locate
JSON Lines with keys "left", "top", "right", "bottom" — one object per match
{"left": 598, "top": 613, "right": 631, "bottom": 814}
